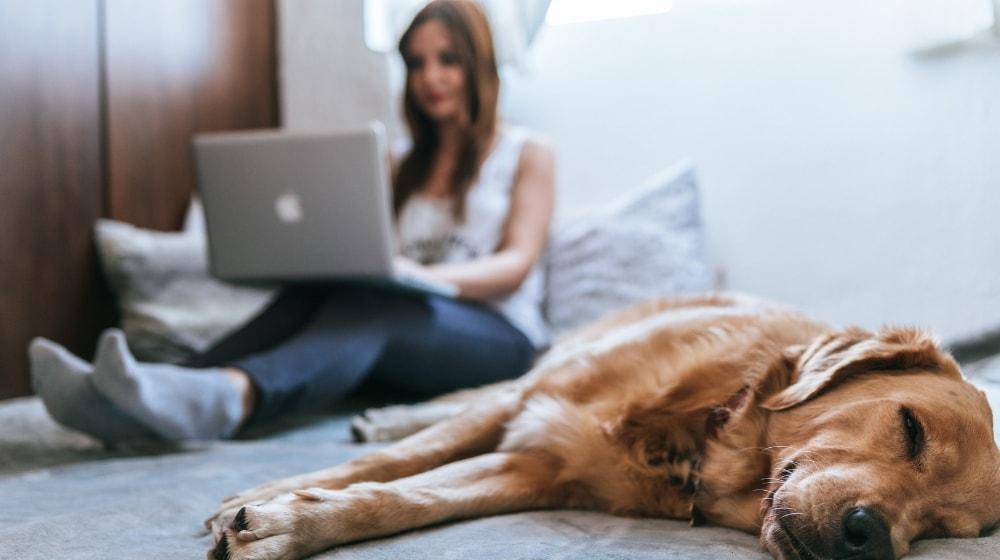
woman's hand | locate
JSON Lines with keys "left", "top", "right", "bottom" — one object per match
{"left": 394, "top": 256, "right": 459, "bottom": 296}
{"left": 393, "top": 256, "right": 431, "bottom": 280}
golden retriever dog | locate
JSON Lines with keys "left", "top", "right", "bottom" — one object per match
{"left": 205, "top": 294, "right": 1000, "bottom": 560}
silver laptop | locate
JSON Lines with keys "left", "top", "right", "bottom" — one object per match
{"left": 192, "top": 123, "right": 457, "bottom": 297}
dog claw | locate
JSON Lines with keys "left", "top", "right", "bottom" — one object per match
{"left": 350, "top": 421, "right": 365, "bottom": 442}
{"left": 233, "top": 507, "right": 249, "bottom": 531}
{"left": 350, "top": 412, "right": 371, "bottom": 442}
{"left": 213, "top": 534, "right": 230, "bottom": 560}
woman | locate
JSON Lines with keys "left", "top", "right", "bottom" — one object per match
{"left": 29, "top": 0, "right": 555, "bottom": 442}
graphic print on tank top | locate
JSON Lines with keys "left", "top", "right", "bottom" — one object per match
{"left": 394, "top": 125, "right": 550, "bottom": 349}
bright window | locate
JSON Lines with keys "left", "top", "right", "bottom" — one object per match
{"left": 544, "top": 0, "right": 674, "bottom": 26}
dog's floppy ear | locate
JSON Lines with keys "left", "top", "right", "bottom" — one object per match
{"left": 762, "top": 326, "right": 961, "bottom": 411}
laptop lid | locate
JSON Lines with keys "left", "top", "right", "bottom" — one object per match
{"left": 193, "top": 123, "right": 396, "bottom": 283}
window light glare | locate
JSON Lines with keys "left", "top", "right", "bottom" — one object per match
{"left": 365, "top": 0, "right": 393, "bottom": 52}
{"left": 545, "top": 0, "right": 673, "bottom": 26}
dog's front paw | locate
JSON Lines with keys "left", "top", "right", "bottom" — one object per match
{"left": 206, "top": 479, "right": 313, "bottom": 542}
{"left": 207, "top": 489, "right": 338, "bottom": 560}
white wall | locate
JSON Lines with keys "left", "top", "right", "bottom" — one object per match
{"left": 280, "top": 0, "right": 1000, "bottom": 342}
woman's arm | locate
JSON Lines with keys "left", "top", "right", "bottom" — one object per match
{"left": 422, "top": 136, "right": 555, "bottom": 300}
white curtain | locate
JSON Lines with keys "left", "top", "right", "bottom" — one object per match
{"left": 993, "top": 0, "right": 1000, "bottom": 36}
{"left": 480, "top": 0, "right": 551, "bottom": 69}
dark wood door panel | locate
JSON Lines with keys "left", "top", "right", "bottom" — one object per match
{"left": 104, "top": 0, "right": 278, "bottom": 231}
{"left": 0, "top": 0, "right": 277, "bottom": 400}
{"left": 0, "top": 0, "right": 109, "bottom": 399}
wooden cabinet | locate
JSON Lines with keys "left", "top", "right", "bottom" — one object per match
{"left": 0, "top": 0, "right": 278, "bottom": 399}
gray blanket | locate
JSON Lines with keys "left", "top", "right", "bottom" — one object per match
{"left": 4, "top": 359, "right": 1000, "bottom": 559}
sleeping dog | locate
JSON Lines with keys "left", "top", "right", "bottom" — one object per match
{"left": 205, "top": 294, "right": 1000, "bottom": 560}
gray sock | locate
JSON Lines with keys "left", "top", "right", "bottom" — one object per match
{"left": 29, "top": 338, "right": 157, "bottom": 443}
{"left": 90, "top": 330, "right": 245, "bottom": 441}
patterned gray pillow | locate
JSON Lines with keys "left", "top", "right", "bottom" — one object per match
{"left": 544, "top": 160, "right": 715, "bottom": 335}
{"left": 93, "top": 200, "right": 276, "bottom": 363}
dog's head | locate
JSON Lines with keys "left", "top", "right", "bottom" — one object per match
{"left": 760, "top": 327, "right": 1000, "bottom": 560}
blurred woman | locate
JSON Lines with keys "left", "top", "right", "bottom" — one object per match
{"left": 29, "top": 0, "right": 555, "bottom": 442}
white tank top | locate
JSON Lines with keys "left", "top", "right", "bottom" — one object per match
{"left": 395, "top": 125, "right": 549, "bottom": 348}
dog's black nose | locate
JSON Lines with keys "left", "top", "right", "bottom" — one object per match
{"left": 835, "top": 507, "right": 895, "bottom": 560}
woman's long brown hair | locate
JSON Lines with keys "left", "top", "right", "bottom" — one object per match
{"left": 394, "top": 0, "right": 500, "bottom": 222}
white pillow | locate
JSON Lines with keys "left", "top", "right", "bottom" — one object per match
{"left": 544, "top": 160, "right": 715, "bottom": 335}
{"left": 94, "top": 200, "right": 276, "bottom": 363}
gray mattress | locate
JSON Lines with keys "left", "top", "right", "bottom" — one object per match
{"left": 4, "top": 355, "right": 1000, "bottom": 560}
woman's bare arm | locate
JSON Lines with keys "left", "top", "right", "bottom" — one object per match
{"left": 418, "top": 137, "right": 555, "bottom": 300}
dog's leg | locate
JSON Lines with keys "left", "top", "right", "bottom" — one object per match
{"left": 210, "top": 451, "right": 562, "bottom": 560}
{"left": 350, "top": 400, "right": 467, "bottom": 443}
{"left": 206, "top": 387, "right": 523, "bottom": 540}
{"left": 350, "top": 381, "right": 516, "bottom": 443}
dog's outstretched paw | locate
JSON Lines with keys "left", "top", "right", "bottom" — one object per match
{"left": 206, "top": 491, "right": 335, "bottom": 560}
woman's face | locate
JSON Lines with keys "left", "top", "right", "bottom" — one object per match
{"left": 405, "top": 20, "right": 466, "bottom": 124}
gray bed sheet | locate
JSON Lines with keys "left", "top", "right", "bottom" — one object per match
{"left": 4, "top": 355, "right": 1000, "bottom": 559}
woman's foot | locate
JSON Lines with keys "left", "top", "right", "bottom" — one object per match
{"left": 29, "top": 337, "right": 157, "bottom": 442}
{"left": 90, "top": 330, "right": 245, "bottom": 441}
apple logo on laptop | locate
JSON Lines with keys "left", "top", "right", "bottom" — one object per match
{"left": 274, "top": 191, "right": 304, "bottom": 223}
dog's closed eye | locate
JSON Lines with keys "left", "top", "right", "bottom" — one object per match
{"left": 899, "top": 406, "right": 924, "bottom": 461}
{"left": 779, "top": 461, "right": 797, "bottom": 481}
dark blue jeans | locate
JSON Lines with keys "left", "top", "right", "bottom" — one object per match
{"left": 184, "top": 285, "right": 535, "bottom": 425}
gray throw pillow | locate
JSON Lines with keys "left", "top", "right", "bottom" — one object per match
{"left": 94, "top": 200, "right": 276, "bottom": 363}
{"left": 544, "top": 160, "right": 715, "bottom": 335}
